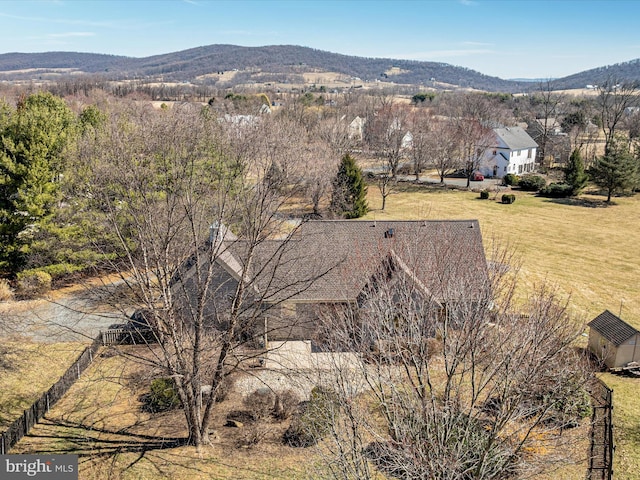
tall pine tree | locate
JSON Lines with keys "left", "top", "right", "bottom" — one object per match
{"left": 330, "top": 153, "right": 368, "bottom": 218}
{"left": 0, "top": 92, "right": 77, "bottom": 274}
{"left": 564, "top": 148, "right": 589, "bottom": 196}
{"left": 590, "top": 136, "right": 638, "bottom": 202}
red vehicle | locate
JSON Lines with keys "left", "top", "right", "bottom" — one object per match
{"left": 471, "top": 172, "right": 484, "bottom": 181}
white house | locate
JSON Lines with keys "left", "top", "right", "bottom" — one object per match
{"left": 348, "top": 116, "right": 365, "bottom": 141}
{"left": 479, "top": 127, "right": 538, "bottom": 178}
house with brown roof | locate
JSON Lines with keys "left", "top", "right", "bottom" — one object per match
{"left": 588, "top": 310, "right": 640, "bottom": 368}
{"left": 175, "top": 220, "right": 490, "bottom": 344}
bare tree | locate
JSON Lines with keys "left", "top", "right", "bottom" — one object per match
{"left": 312, "top": 241, "right": 592, "bottom": 479}
{"left": 313, "top": 112, "right": 357, "bottom": 156}
{"left": 447, "top": 94, "right": 498, "bottom": 187}
{"left": 530, "top": 81, "right": 565, "bottom": 167}
{"left": 597, "top": 77, "right": 639, "bottom": 153}
{"left": 426, "top": 117, "right": 460, "bottom": 184}
{"left": 457, "top": 119, "right": 496, "bottom": 187}
{"left": 364, "top": 102, "right": 410, "bottom": 179}
{"left": 407, "top": 109, "right": 432, "bottom": 181}
{"left": 303, "top": 139, "right": 339, "bottom": 216}
{"left": 374, "top": 162, "right": 396, "bottom": 211}
{"left": 71, "top": 101, "right": 332, "bottom": 448}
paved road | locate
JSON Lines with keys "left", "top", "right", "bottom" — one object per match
{"left": 423, "top": 176, "right": 503, "bottom": 189}
{"left": 0, "top": 285, "right": 128, "bottom": 343}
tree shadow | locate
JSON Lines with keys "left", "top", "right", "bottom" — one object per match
{"left": 25, "top": 416, "right": 187, "bottom": 457}
{"left": 542, "top": 197, "right": 612, "bottom": 208}
{"left": 21, "top": 416, "right": 196, "bottom": 477}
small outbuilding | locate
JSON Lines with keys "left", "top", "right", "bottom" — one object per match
{"left": 587, "top": 310, "right": 640, "bottom": 368}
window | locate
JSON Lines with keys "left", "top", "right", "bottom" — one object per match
{"left": 518, "top": 164, "right": 523, "bottom": 174}
{"left": 527, "top": 148, "right": 532, "bottom": 158}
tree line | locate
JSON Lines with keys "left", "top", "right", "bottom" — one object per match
{"left": 1, "top": 78, "right": 639, "bottom": 292}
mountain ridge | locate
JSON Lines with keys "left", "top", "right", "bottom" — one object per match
{"left": 0, "top": 44, "right": 638, "bottom": 92}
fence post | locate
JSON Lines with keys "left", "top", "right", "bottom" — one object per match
{"left": 608, "top": 389, "right": 614, "bottom": 480}
{"left": 0, "top": 333, "right": 104, "bottom": 454}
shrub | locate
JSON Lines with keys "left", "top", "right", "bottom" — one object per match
{"left": 0, "top": 278, "right": 14, "bottom": 301}
{"left": 501, "top": 194, "right": 516, "bottom": 204}
{"left": 142, "top": 378, "right": 181, "bottom": 412}
{"left": 244, "top": 388, "right": 276, "bottom": 421}
{"left": 539, "top": 182, "right": 573, "bottom": 198}
{"left": 518, "top": 175, "right": 546, "bottom": 191}
{"left": 16, "top": 270, "right": 52, "bottom": 298}
{"left": 38, "top": 263, "right": 84, "bottom": 279}
{"left": 503, "top": 173, "right": 519, "bottom": 186}
{"left": 283, "top": 386, "right": 337, "bottom": 447}
{"left": 237, "top": 424, "right": 269, "bottom": 448}
{"left": 396, "top": 164, "right": 413, "bottom": 175}
{"left": 479, "top": 190, "right": 490, "bottom": 200}
{"left": 274, "top": 389, "right": 301, "bottom": 420}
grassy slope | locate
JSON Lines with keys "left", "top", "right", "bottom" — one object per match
{"left": 0, "top": 341, "right": 86, "bottom": 428}
{"left": 365, "top": 184, "right": 640, "bottom": 327}
{"left": 365, "top": 183, "right": 640, "bottom": 479}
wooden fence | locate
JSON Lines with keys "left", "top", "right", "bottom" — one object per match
{"left": 0, "top": 335, "right": 102, "bottom": 454}
{"left": 101, "top": 327, "right": 155, "bottom": 346}
{"left": 587, "top": 378, "right": 614, "bottom": 480}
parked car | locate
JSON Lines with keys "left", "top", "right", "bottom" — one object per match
{"left": 471, "top": 172, "right": 484, "bottom": 181}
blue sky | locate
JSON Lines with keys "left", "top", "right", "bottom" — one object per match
{"left": 0, "top": 0, "right": 639, "bottom": 79}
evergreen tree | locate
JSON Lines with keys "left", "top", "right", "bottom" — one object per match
{"left": 0, "top": 92, "right": 77, "bottom": 274}
{"left": 564, "top": 148, "right": 589, "bottom": 196}
{"left": 590, "top": 136, "right": 638, "bottom": 202}
{"left": 330, "top": 153, "right": 368, "bottom": 218}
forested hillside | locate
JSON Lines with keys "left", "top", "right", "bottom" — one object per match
{"left": 0, "top": 45, "right": 525, "bottom": 91}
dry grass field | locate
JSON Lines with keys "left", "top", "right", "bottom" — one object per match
{"left": 0, "top": 341, "right": 86, "bottom": 429}
{"left": 365, "top": 183, "right": 640, "bottom": 327}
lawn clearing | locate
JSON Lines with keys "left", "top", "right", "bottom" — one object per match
{"left": 365, "top": 183, "right": 640, "bottom": 328}
{"left": 0, "top": 340, "right": 86, "bottom": 429}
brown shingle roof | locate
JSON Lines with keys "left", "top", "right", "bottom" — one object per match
{"left": 588, "top": 310, "right": 639, "bottom": 346}
{"left": 223, "top": 220, "right": 488, "bottom": 303}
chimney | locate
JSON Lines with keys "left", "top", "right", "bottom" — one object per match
{"left": 208, "top": 220, "right": 220, "bottom": 245}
